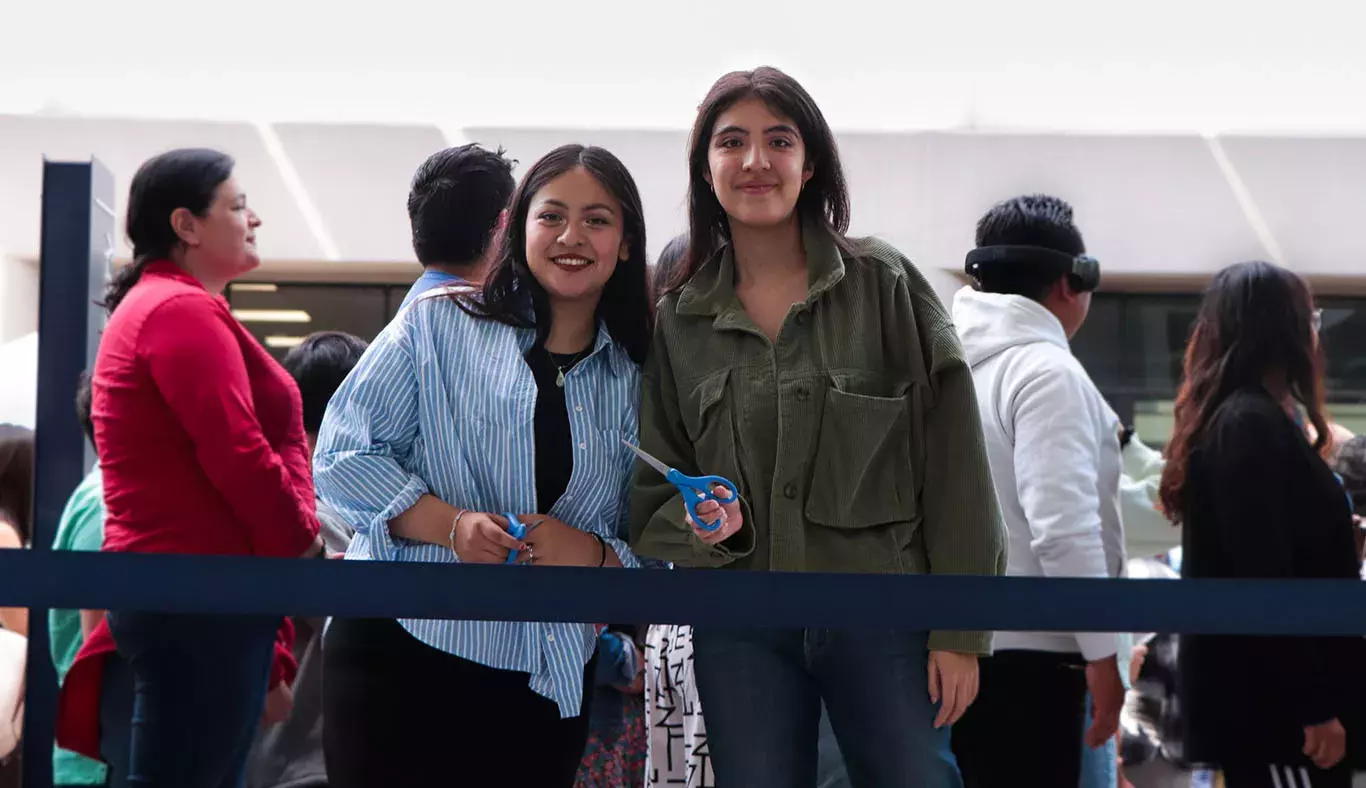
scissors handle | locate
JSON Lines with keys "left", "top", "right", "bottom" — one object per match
{"left": 504, "top": 512, "right": 527, "bottom": 565}
{"left": 669, "top": 469, "right": 739, "bottom": 532}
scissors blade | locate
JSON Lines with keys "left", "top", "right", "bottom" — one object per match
{"left": 622, "top": 440, "right": 672, "bottom": 477}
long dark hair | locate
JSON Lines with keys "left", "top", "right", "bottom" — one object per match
{"left": 100, "top": 148, "right": 236, "bottom": 313}
{"left": 458, "top": 144, "right": 652, "bottom": 364}
{"left": 667, "top": 66, "right": 853, "bottom": 292}
{"left": 1159, "top": 261, "right": 1330, "bottom": 522}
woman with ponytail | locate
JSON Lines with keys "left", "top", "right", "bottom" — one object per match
{"left": 1160, "top": 261, "right": 1364, "bottom": 788}
{"left": 55, "top": 148, "right": 321, "bottom": 788}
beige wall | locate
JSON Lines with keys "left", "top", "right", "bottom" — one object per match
{"left": 0, "top": 255, "right": 39, "bottom": 345}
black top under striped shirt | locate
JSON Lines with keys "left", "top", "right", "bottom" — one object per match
{"left": 524, "top": 344, "right": 589, "bottom": 514}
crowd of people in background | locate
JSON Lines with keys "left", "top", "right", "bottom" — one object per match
{"left": 0, "top": 63, "right": 1362, "bottom": 788}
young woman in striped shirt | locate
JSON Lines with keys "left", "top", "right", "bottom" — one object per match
{"left": 314, "top": 144, "right": 651, "bottom": 787}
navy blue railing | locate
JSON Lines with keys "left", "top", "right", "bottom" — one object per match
{"left": 2, "top": 549, "right": 1364, "bottom": 637}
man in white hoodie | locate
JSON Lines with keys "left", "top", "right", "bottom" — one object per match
{"left": 947, "top": 194, "right": 1127, "bottom": 787}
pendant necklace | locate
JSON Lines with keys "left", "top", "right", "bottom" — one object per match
{"left": 551, "top": 347, "right": 591, "bottom": 388}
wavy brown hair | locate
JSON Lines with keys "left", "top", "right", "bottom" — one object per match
{"left": 1159, "top": 261, "right": 1330, "bottom": 523}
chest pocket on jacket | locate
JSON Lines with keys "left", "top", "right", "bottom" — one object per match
{"left": 805, "top": 377, "right": 917, "bottom": 530}
{"left": 680, "top": 369, "right": 742, "bottom": 483}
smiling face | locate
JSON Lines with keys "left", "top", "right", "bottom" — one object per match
{"left": 523, "top": 166, "right": 629, "bottom": 308}
{"left": 705, "top": 96, "right": 813, "bottom": 231}
{"left": 172, "top": 176, "right": 262, "bottom": 281}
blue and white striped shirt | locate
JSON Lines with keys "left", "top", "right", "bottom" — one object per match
{"left": 313, "top": 288, "right": 642, "bottom": 718}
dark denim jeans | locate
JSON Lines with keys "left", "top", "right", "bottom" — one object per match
{"left": 691, "top": 628, "right": 962, "bottom": 788}
{"left": 98, "top": 651, "right": 136, "bottom": 788}
{"left": 106, "top": 611, "right": 277, "bottom": 788}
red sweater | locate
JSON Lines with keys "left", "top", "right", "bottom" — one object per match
{"left": 92, "top": 260, "right": 319, "bottom": 557}
{"left": 56, "top": 261, "right": 317, "bottom": 760}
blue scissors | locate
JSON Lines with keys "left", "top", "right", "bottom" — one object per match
{"left": 623, "top": 441, "right": 739, "bottom": 532}
{"left": 504, "top": 512, "right": 528, "bottom": 565}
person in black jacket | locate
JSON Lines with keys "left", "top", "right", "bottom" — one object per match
{"left": 1159, "top": 260, "right": 1362, "bottom": 788}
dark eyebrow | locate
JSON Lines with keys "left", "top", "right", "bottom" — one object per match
{"left": 540, "top": 198, "right": 616, "bottom": 214}
{"left": 714, "top": 124, "right": 799, "bottom": 137}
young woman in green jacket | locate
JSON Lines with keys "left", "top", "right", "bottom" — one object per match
{"left": 628, "top": 66, "right": 1007, "bottom": 788}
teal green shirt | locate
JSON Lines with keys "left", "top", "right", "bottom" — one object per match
{"left": 49, "top": 467, "right": 107, "bottom": 785}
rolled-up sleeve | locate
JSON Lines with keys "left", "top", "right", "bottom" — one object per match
{"left": 604, "top": 403, "right": 642, "bottom": 568}
{"left": 629, "top": 327, "right": 755, "bottom": 568}
{"left": 312, "top": 323, "right": 428, "bottom": 561}
{"left": 142, "top": 295, "right": 319, "bottom": 558}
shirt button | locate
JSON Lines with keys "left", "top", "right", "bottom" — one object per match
{"left": 547, "top": 634, "right": 556, "bottom": 643}
{"left": 578, "top": 442, "right": 587, "bottom": 450}
{"left": 795, "top": 386, "right": 810, "bottom": 402}
{"left": 574, "top": 404, "right": 584, "bottom": 413}
{"left": 783, "top": 483, "right": 798, "bottom": 499}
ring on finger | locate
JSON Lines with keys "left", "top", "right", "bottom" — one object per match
{"left": 525, "top": 545, "right": 535, "bottom": 565}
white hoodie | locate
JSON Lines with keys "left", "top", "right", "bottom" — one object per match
{"left": 952, "top": 287, "right": 1124, "bottom": 661}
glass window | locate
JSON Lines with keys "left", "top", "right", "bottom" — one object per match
{"left": 1320, "top": 298, "right": 1366, "bottom": 402}
{"left": 1068, "top": 294, "right": 1123, "bottom": 391}
{"left": 226, "top": 283, "right": 388, "bottom": 361}
{"left": 1133, "top": 399, "right": 1176, "bottom": 451}
{"left": 1071, "top": 293, "right": 1366, "bottom": 449}
{"left": 1120, "top": 295, "right": 1200, "bottom": 396}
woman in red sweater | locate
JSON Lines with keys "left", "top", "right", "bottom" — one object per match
{"left": 77, "top": 148, "right": 321, "bottom": 787}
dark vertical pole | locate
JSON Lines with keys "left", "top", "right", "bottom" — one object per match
{"left": 23, "top": 157, "right": 114, "bottom": 788}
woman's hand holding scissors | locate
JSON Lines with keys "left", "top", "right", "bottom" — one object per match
{"left": 449, "top": 510, "right": 524, "bottom": 564}
{"left": 623, "top": 441, "right": 743, "bottom": 545}
{"left": 687, "top": 486, "right": 744, "bottom": 544}
{"left": 515, "top": 516, "right": 618, "bottom": 567}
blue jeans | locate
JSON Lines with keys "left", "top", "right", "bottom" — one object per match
{"left": 1079, "top": 696, "right": 1117, "bottom": 788}
{"left": 692, "top": 628, "right": 961, "bottom": 788}
{"left": 816, "top": 703, "right": 853, "bottom": 788}
{"left": 107, "top": 612, "right": 278, "bottom": 788}
{"left": 98, "top": 652, "right": 136, "bottom": 788}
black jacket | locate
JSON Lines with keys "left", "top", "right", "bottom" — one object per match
{"left": 1178, "top": 386, "right": 1363, "bottom": 767}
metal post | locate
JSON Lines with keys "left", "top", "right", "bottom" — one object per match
{"left": 23, "top": 157, "right": 114, "bottom": 788}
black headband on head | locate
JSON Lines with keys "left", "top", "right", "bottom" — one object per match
{"left": 965, "top": 244, "right": 1102, "bottom": 292}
